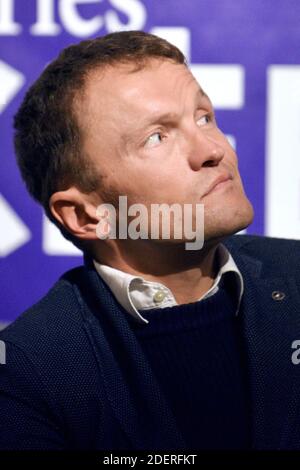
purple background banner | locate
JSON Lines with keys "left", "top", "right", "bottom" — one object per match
{"left": 1, "top": 0, "right": 300, "bottom": 324}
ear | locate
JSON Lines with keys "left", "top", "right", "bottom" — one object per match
{"left": 49, "top": 187, "right": 100, "bottom": 242}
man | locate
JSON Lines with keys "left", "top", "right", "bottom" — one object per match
{"left": 1, "top": 31, "right": 300, "bottom": 451}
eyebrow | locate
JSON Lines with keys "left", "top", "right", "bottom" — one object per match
{"left": 137, "top": 87, "right": 210, "bottom": 129}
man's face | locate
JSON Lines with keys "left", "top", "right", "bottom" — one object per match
{"left": 77, "top": 59, "right": 254, "bottom": 243}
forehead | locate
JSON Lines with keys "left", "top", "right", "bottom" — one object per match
{"left": 78, "top": 59, "right": 204, "bottom": 124}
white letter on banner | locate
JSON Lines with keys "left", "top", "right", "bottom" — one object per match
{"left": 150, "top": 27, "right": 191, "bottom": 62}
{"left": 30, "top": 0, "right": 61, "bottom": 36}
{"left": 0, "top": 0, "right": 22, "bottom": 35}
{"left": 59, "top": 0, "right": 104, "bottom": 38}
{"left": 265, "top": 66, "right": 300, "bottom": 239}
{"left": 106, "top": 0, "right": 146, "bottom": 32}
{"left": 190, "top": 65, "right": 245, "bottom": 109}
{"left": 42, "top": 215, "right": 81, "bottom": 256}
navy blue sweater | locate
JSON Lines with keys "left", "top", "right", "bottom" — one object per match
{"left": 129, "top": 275, "right": 251, "bottom": 449}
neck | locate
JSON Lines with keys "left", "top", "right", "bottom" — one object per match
{"left": 93, "top": 238, "right": 222, "bottom": 305}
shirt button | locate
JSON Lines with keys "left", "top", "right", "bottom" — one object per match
{"left": 271, "top": 290, "right": 286, "bottom": 301}
{"left": 153, "top": 290, "right": 166, "bottom": 303}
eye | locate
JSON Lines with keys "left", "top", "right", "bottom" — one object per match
{"left": 145, "top": 132, "right": 164, "bottom": 148}
{"left": 196, "top": 115, "right": 211, "bottom": 127}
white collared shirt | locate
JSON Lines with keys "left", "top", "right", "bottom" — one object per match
{"left": 93, "top": 243, "right": 244, "bottom": 324}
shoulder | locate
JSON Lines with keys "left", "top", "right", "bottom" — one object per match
{"left": 0, "top": 265, "right": 91, "bottom": 364}
{"left": 0, "top": 263, "right": 102, "bottom": 397}
{"left": 0, "top": 265, "right": 104, "bottom": 449}
{"left": 224, "top": 233, "right": 300, "bottom": 274}
{"left": 224, "top": 233, "right": 300, "bottom": 255}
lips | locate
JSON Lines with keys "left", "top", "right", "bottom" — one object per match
{"left": 202, "top": 173, "right": 233, "bottom": 197}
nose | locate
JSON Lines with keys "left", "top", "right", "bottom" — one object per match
{"left": 185, "top": 126, "right": 225, "bottom": 171}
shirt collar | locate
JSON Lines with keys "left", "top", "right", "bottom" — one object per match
{"left": 93, "top": 243, "right": 244, "bottom": 324}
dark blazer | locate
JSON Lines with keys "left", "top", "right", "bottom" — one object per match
{"left": 1, "top": 234, "right": 300, "bottom": 450}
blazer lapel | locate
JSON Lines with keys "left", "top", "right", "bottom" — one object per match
{"left": 76, "top": 255, "right": 186, "bottom": 450}
{"left": 236, "top": 252, "right": 300, "bottom": 449}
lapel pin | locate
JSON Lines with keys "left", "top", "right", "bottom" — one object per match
{"left": 271, "top": 291, "right": 285, "bottom": 301}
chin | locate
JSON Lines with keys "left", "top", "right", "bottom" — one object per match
{"left": 204, "top": 199, "right": 254, "bottom": 241}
